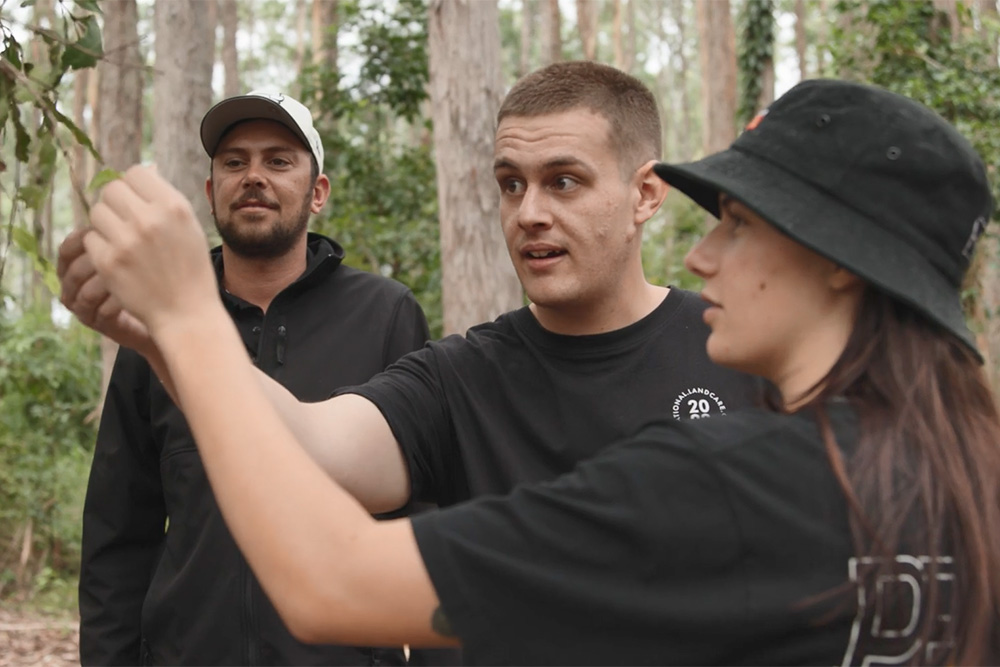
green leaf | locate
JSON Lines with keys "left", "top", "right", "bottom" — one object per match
{"left": 61, "top": 15, "right": 102, "bottom": 70}
{"left": 74, "top": 0, "right": 102, "bottom": 12}
{"left": 10, "top": 102, "right": 31, "bottom": 163}
{"left": 45, "top": 101, "right": 100, "bottom": 160}
{"left": 12, "top": 227, "right": 40, "bottom": 256}
{"left": 17, "top": 184, "right": 47, "bottom": 210}
{"left": 88, "top": 168, "right": 122, "bottom": 191}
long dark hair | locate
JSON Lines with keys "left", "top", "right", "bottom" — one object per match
{"left": 804, "top": 288, "right": 1000, "bottom": 664}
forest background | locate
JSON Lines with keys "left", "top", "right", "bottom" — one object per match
{"left": 1, "top": 0, "right": 999, "bottom": 619}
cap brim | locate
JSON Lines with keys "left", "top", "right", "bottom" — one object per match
{"left": 200, "top": 96, "right": 311, "bottom": 158}
{"left": 654, "top": 149, "right": 980, "bottom": 358}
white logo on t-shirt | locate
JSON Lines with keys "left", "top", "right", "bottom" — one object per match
{"left": 671, "top": 387, "right": 727, "bottom": 420}
{"left": 841, "top": 555, "right": 954, "bottom": 666}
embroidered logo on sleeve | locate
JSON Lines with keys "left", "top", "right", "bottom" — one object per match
{"left": 671, "top": 387, "right": 728, "bottom": 420}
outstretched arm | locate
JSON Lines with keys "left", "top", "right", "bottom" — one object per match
{"left": 80, "top": 165, "right": 451, "bottom": 646}
{"left": 58, "top": 221, "right": 411, "bottom": 514}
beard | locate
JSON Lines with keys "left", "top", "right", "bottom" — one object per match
{"left": 212, "top": 186, "right": 313, "bottom": 260}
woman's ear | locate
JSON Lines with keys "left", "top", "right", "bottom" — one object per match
{"left": 828, "top": 264, "right": 863, "bottom": 292}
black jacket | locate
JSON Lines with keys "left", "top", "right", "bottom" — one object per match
{"left": 79, "top": 233, "right": 430, "bottom": 666}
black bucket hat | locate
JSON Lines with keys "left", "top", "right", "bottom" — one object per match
{"left": 653, "top": 79, "right": 992, "bottom": 359}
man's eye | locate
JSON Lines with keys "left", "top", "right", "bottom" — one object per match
{"left": 271, "top": 158, "right": 291, "bottom": 166}
{"left": 552, "top": 176, "right": 578, "bottom": 191}
{"left": 224, "top": 159, "right": 244, "bottom": 168}
{"left": 501, "top": 179, "right": 525, "bottom": 195}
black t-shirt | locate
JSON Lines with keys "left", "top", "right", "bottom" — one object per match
{"left": 343, "top": 288, "right": 761, "bottom": 506}
{"left": 413, "top": 405, "right": 959, "bottom": 665}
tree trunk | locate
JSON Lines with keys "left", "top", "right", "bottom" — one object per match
{"left": 980, "top": 0, "right": 998, "bottom": 61}
{"left": 97, "top": 0, "right": 144, "bottom": 413}
{"left": 220, "top": 0, "right": 240, "bottom": 97}
{"left": 71, "top": 70, "right": 91, "bottom": 231}
{"left": 295, "top": 0, "right": 307, "bottom": 76}
{"left": 613, "top": 0, "right": 624, "bottom": 68}
{"left": 539, "top": 0, "right": 562, "bottom": 65}
{"left": 428, "top": 0, "right": 522, "bottom": 335}
{"left": 519, "top": 0, "right": 535, "bottom": 76}
{"left": 312, "top": 0, "right": 339, "bottom": 71}
{"left": 153, "top": 0, "right": 215, "bottom": 230}
{"left": 795, "top": 0, "right": 807, "bottom": 80}
{"left": 932, "top": 0, "right": 961, "bottom": 38}
{"left": 576, "top": 0, "right": 598, "bottom": 60}
{"left": 696, "top": 0, "right": 737, "bottom": 155}
{"left": 28, "top": 0, "right": 54, "bottom": 311}
{"left": 673, "top": 0, "right": 694, "bottom": 161}
{"left": 758, "top": 58, "right": 775, "bottom": 109}
{"left": 625, "top": 0, "right": 636, "bottom": 72}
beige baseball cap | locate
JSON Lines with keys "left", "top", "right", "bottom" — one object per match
{"left": 200, "top": 90, "right": 324, "bottom": 167}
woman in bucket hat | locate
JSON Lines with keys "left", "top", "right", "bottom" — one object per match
{"left": 73, "top": 79, "right": 999, "bottom": 665}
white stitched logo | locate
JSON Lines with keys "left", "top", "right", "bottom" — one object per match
{"left": 961, "top": 216, "right": 987, "bottom": 260}
{"left": 671, "top": 387, "right": 727, "bottom": 420}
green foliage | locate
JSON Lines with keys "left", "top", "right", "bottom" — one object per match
{"left": 0, "top": 310, "right": 100, "bottom": 602}
{"left": 642, "top": 197, "right": 713, "bottom": 292}
{"left": 737, "top": 0, "right": 776, "bottom": 125}
{"left": 300, "top": 0, "right": 443, "bottom": 335}
{"left": 0, "top": 1, "right": 103, "bottom": 302}
{"left": 830, "top": 0, "right": 1000, "bottom": 220}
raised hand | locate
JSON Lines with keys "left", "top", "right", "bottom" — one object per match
{"left": 83, "top": 165, "right": 218, "bottom": 338}
{"left": 58, "top": 226, "right": 153, "bottom": 354}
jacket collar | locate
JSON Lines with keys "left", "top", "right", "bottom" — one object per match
{"left": 211, "top": 232, "right": 345, "bottom": 306}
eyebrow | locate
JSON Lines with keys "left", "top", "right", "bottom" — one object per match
{"left": 214, "top": 145, "right": 302, "bottom": 157}
{"left": 493, "top": 156, "right": 592, "bottom": 173}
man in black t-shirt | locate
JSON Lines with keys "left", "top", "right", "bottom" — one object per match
{"left": 62, "top": 62, "right": 756, "bottom": 521}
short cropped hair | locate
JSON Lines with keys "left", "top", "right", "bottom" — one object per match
{"left": 497, "top": 61, "right": 662, "bottom": 171}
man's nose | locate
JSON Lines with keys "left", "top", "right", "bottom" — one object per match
{"left": 242, "top": 159, "right": 267, "bottom": 188}
{"left": 517, "top": 186, "right": 552, "bottom": 230}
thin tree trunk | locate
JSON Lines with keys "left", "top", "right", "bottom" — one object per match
{"left": 932, "top": 0, "right": 961, "bottom": 38}
{"left": 539, "top": 0, "right": 562, "bottom": 65}
{"left": 795, "top": 0, "right": 807, "bottom": 80}
{"left": 696, "top": 0, "right": 737, "bottom": 155}
{"left": 71, "top": 70, "right": 90, "bottom": 231}
{"left": 980, "top": 0, "right": 998, "bottom": 61}
{"left": 613, "top": 0, "right": 624, "bottom": 68}
{"left": 672, "top": 0, "right": 693, "bottom": 161}
{"left": 818, "top": 0, "right": 831, "bottom": 75}
{"left": 519, "top": 0, "right": 535, "bottom": 76}
{"left": 625, "top": 0, "right": 636, "bottom": 72}
{"left": 153, "top": 0, "right": 215, "bottom": 230}
{"left": 28, "top": 0, "right": 54, "bottom": 311}
{"left": 220, "top": 0, "right": 240, "bottom": 97}
{"left": 576, "top": 0, "right": 598, "bottom": 60}
{"left": 653, "top": 0, "right": 672, "bottom": 158}
{"left": 295, "top": 0, "right": 307, "bottom": 76}
{"left": 312, "top": 0, "right": 338, "bottom": 71}
{"left": 96, "top": 0, "right": 143, "bottom": 414}
{"left": 428, "top": 0, "right": 522, "bottom": 335}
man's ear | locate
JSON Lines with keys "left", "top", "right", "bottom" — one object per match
{"left": 311, "top": 174, "right": 331, "bottom": 214}
{"left": 204, "top": 177, "right": 214, "bottom": 214}
{"left": 633, "top": 160, "right": 669, "bottom": 226}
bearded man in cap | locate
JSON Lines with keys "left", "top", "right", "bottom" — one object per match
{"left": 76, "top": 91, "right": 429, "bottom": 666}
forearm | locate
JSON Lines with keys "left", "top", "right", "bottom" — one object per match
{"left": 253, "top": 371, "right": 411, "bottom": 513}
{"left": 152, "top": 306, "right": 444, "bottom": 646}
